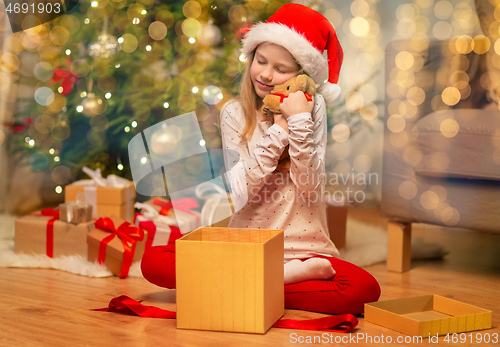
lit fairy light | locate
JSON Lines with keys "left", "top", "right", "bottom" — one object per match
{"left": 49, "top": 148, "right": 55, "bottom": 154}
{"left": 141, "top": 10, "right": 147, "bottom": 15}
{"left": 163, "top": 102, "right": 170, "bottom": 108}
{"left": 199, "top": 139, "right": 206, "bottom": 146}
{"left": 117, "top": 164, "right": 124, "bottom": 170}
{"left": 189, "top": 37, "right": 196, "bottom": 44}
{"left": 25, "top": 137, "right": 30, "bottom": 143}
{"left": 239, "top": 54, "right": 247, "bottom": 62}
{"left": 54, "top": 156, "right": 60, "bottom": 162}
{"left": 124, "top": 126, "right": 130, "bottom": 132}
{"left": 76, "top": 105, "right": 84, "bottom": 112}
{"left": 84, "top": 18, "right": 90, "bottom": 24}
{"left": 80, "top": 92, "right": 87, "bottom": 98}
{"left": 105, "top": 93, "right": 112, "bottom": 99}
{"left": 146, "top": 45, "right": 152, "bottom": 51}
{"left": 65, "top": 49, "right": 71, "bottom": 55}
{"left": 28, "top": 139, "right": 35, "bottom": 146}
{"left": 141, "top": 157, "right": 148, "bottom": 164}
{"left": 58, "top": 87, "right": 63, "bottom": 93}
{"left": 192, "top": 86, "right": 199, "bottom": 93}
{"left": 115, "top": 64, "right": 121, "bottom": 68}
{"left": 118, "top": 37, "right": 124, "bottom": 43}
{"left": 131, "top": 121, "right": 138, "bottom": 128}
{"left": 55, "top": 186, "right": 63, "bottom": 194}
{"left": 91, "top": 1, "right": 98, "bottom": 7}
{"left": 133, "top": 18, "right": 140, "bottom": 25}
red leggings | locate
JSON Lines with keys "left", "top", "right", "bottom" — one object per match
{"left": 141, "top": 244, "right": 381, "bottom": 315}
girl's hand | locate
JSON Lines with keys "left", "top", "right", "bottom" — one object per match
{"left": 279, "top": 91, "right": 314, "bottom": 119}
{"left": 273, "top": 113, "right": 289, "bottom": 134}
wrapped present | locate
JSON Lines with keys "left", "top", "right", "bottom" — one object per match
{"left": 134, "top": 203, "right": 182, "bottom": 248}
{"left": 87, "top": 215, "right": 147, "bottom": 278}
{"left": 140, "top": 197, "right": 200, "bottom": 234}
{"left": 65, "top": 166, "right": 135, "bottom": 222}
{"left": 195, "top": 182, "right": 234, "bottom": 228}
{"left": 15, "top": 208, "right": 94, "bottom": 258}
{"left": 59, "top": 193, "right": 93, "bottom": 224}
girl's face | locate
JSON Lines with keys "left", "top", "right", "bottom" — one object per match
{"left": 250, "top": 43, "right": 300, "bottom": 100}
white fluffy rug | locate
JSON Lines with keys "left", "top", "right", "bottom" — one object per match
{"left": 0, "top": 213, "right": 447, "bottom": 277}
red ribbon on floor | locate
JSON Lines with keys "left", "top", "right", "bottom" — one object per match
{"left": 37, "top": 208, "right": 60, "bottom": 258}
{"left": 93, "top": 295, "right": 358, "bottom": 333}
{"left": 153, "top": 198, "right": 200, "bottom": 228}
{"left": 94, "top": 218, "right": 145, "bottom": 278}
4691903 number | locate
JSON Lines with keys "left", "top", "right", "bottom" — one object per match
{"left": 5, "top": 2, "right": 62, "bottom": 14}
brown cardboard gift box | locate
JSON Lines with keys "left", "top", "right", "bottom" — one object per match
{"left": 365, "top": 295, "right": 492, "bottom": 337}
{"left": 176, "top": 227, "right": 284, "bottom": 334}
{"left": 87, "top": 215, "right": 147, "bottom": 278}
{"left": 65, "top": 181, "right": 136, "bottom": 222}
{"left": 15, "top": 210, "right": 94, "bottom": 257}
{"left": 59, "top": 201, "right": 93, "bottom": 224}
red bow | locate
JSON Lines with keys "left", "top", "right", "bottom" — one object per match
{"left": 51, "top": 67, "right": 78, "bottom": 95}
{"left": 153, "top": 198, "right": 198, "bottom": 215}
{"left": 94, "top": 218, "right": 145, "bottom": 278}
{"left": 270, "top": 92, "right": 313, "bottom": 103}
{"left": 37, "top": 208, "right": 60, "bottom": 258}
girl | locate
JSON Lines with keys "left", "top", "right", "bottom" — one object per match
{"left": 141, "top": 3, "right": 380, "bottom": 315}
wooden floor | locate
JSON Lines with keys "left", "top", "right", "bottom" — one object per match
{"left": 1, "top": 205, "right": 499, "bottom": 346}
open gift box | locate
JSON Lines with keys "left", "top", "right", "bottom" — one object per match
{"left": 15, "top": 209, "right": 94, "bottom": 257}
{"left": 365, "top": 295, "right": 492, "bottom": 337}
{"left": 175, "top": 227, "right": 284, "bottom": 334}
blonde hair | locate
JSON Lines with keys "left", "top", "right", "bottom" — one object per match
{"left": 236, "top": 49, "right": 260, "bottom": 143}
{"left": 224, "top": 46, "right": 304, "bottom": 143}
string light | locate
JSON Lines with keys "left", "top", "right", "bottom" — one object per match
{"left": 141, "top": 157, "right": 148, "bottom": 164}
{"left": 28, "top": 139, "right": 35, "bottom": 146}
{"left": 192, "top": 86, "right": 199, "bottom": 93}
{"left": 124, "top": 126, "right": 130, "bottom": 132}
{"left": 118, "top": 37, "right": 124, "bottom": 43}
{"left": 146, "top": 45, "right": 152, "bottom": 51}
{"left": 54, "top": 156, "right": 60, "bottom": 162}
{"left": 91, "top": 1, "right": 98, "bottom": 7}
{"left": 117, "top": 164, "right": 124, "bottom": 170}
{"left": 76, "top": 105, "right": 84, "bottom": 112}
{"left": 131, "top": 121, "right": 138, "bottom": 128}
{"left": 80, "top": 92, "right": 87, "bottom": 98}
{"left": 49, "top": 148, "right": 55, "bottom": 154}
{"left": 55, "top": 186, "right": 63, "bottom": 194}
{"left": 84, "top": 18, "right": 90, "bottom": 24}
{"left": 163, "top": 102, "right": 170, "bottom": 108}
{"left": 189, "top": 37, "right": 196, "bottom": 43}
{"left": 65, "top": 49, "right": 71, "bottom": 55}
{"left": 105, "top": 93, "right": 111, "bottom": 99}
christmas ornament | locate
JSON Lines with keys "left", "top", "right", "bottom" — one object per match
{"left": 88, "top": 19, "right": 120, "bottom": 58}
{"left": 150, "top": 124, "right": 181, "bottom": 155}
{"left": 198, "top": 20, "right": 221, "bottom": 46}
{"left": 81, "top": 93, "right": 107, "bottom": 116}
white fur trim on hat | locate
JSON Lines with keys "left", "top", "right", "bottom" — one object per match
{"left": 317, "top": 83, "right": 341, "bottom": 106}
{"left": 242, "top": 22, "right": 328, "bottom": 84}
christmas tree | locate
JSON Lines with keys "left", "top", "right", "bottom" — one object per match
{"left": 5, "top": 0, "right": 288, "bottom": 197}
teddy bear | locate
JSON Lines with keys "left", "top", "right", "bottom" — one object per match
{"left": 261, "top": 74, "right": 316, "bottom": 118}
{"left": 260, "top": 74, "right": 316, "bottom": 171}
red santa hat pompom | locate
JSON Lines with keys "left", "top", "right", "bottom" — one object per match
{"left": 241, "top": 3, "right": 343, "bottom": 106}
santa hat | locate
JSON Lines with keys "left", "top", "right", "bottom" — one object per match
{"left": 241, "top": 3, "right": 343, "bottom": 106}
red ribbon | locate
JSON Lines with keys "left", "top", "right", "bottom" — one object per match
{"left": 270, "top": 92, "right": 313, "bottom": 103}
{"left": 137, "top": 219, "right": 182, "bottom": 249}
{"left": 36, "top": 208, "right": 60, "bottom": 258}
{"left": 93, "top": 295, "right": 358, "bottom": 333}
{"left": 152, "top": 198, "right": 200, "bottom": 229}
{"left": 51, "top": 66, "right": 78, "bottom": 95}
{"left": 94, "top": 218, "right": 145, "bottom": 278}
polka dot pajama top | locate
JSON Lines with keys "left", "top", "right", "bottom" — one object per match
{"left": 219, "top": 94, "right": 339, "bottom": 262}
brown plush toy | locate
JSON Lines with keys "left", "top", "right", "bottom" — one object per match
{"left": 262, "top": 74, "right": 316, "bottom": 119}
{"left": 260, "top": 74, "right": 316, "bottom": 171}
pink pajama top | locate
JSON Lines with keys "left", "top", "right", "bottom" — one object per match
{"left": 219, "top": 94, "right": 339, "bottom": 261}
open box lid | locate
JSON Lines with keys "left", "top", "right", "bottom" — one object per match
{"left": 177, "top": 227, "right": 283, "bottom": 244}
